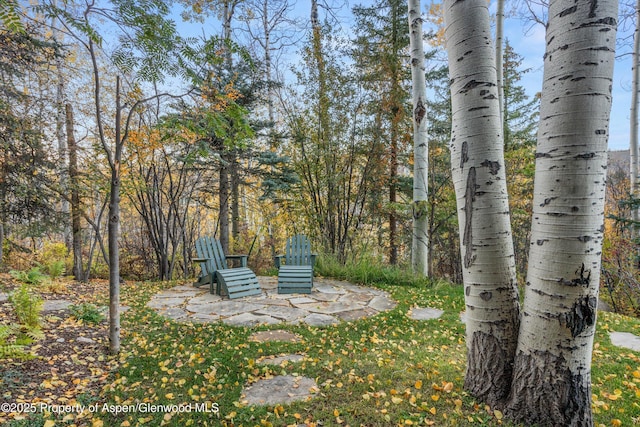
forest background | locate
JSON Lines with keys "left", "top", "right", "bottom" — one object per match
{"left": 1, "top": 0, "right": 639, "bottom": 318}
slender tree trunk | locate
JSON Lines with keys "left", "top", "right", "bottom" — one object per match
{"left": 219, "top": 161, "right": 230, "bottom": 253}
{"left": 108, "top": 76, "right": 123, "bottom": 355}
{"left": 495, "top": 0, "right": 505, "bottom": 127}
{"left": 443, "top": 0, "right": 520, "bottom": 407}
{"left": 65, "top": 103, "right": 84, "bottom": 282}
{"left": 506, "top": 1, "right": 618, "bottom": 424}
{"left": 0, "top": 223, "right": 4, "bottom": 269}
{"left": 52, "top": 11, "right": 71, "bottom": 250}
{"left": 630, "top": 0, "right": 640, "bottom": 246}
{"left": 389, "top": 139, "right": 398, "bottom": 265}
{"left": 408, "top": 0, "right": 429, "bottom": 277}
{"left": 231, "top": 154, "right": 240, "bottom": 242}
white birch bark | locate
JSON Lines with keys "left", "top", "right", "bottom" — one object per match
{"left": 631, "top": 0, "right": 640, "bottom": 236}
{"left": 495, "top": 0, "right": 505, "bottom": 126}
{"left": 506, "top": 0, "right": 618, "bottom": 424}
{"left": 408, "top": 0, "right": 429, "bottom": 277}
{"left": 443, "top": 0, "right": 520, "bottom": 406}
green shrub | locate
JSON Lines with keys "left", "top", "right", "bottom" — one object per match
{"left": 9, "top": 267, "right": 47, "bottom": 286}
{"left": 9, "top": 284, "right": 43, "bottom": 329}
{"left": 40, "top": 242, "right": 69, "bottom": 277}
{"left": 68, "top": 303, "right": 104, "bottom": 324}
{"left": 46, "top": 260, "right": 66, "bottom": 279}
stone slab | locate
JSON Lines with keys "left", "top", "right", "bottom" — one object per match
{"left": 208, "top": 301, "right": 267, "bottom": 317}
{"left": 288, "top": 297, "right": 316, "bottom": 305}
{"left": 336, "top": 308, "right": 377, "bottom": 322}
{"left": 257, "top": 354, "right": 305, "bottom": 366}
{"left": 187, "top": 293, "right": 223, "bottom": 305}
{"left": 303, "top": 313, "right": 339, "bottom": 327}
{"left": 147, "top": 297, "right": 185, "bottom": 309}
{"left": 609, "top": 331, "right": 640, "bottom": 352}
{"left": 368, "top": 295, "right": 397, "bottom": 312}
{"left": 338, "top": 292, "right": 373, "bottom": 305}
{"left": 189, "top": 313, "right": 220, "bottom": 323}
{"left": 243, "top": 375, "right": 318, "bottom": 406}
{"left": 249, "top": 330, "right": 302, "bottom": 343}
{"left": 312, "top": 283, "right": 346, "bottom": 294}
{"left": 256, "top": 306, "right": 308, "bottom": 322}
{"left": 408, "top": 307, "right": 444, "bottom": 321}
{"left": 223, "top": 312, "right": 281, "bottom": 327}
{"left": 296, "top": 301, "right": 355, "bottom": 315}
{"left": 42, "top": 300, "right": 73, "bottom": 312}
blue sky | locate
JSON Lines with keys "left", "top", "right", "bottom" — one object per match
{"left": 174, "top": 0, "right": 634, "bottom": 152}
{"left": 499, "top": 7, "right": 633, "bottom": 152}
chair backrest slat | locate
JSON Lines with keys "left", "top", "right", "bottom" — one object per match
{"left": 285, "top": 234, "right": 312, "bottom": 266}
{"left": 195, "top": 237, "right": 210, "bottom": 275}
{"left": 207, "top": 236, "right": 228, "bottom": 271}
{"left": 196, "top": 236, "right": 228, "bottom": 273}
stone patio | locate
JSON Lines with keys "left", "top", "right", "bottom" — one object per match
{"left": 147, "top": 276, "right": 397, "bottom": 327}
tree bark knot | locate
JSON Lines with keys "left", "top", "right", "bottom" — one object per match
{"left": 559, "top": 295, "right": 597, "bottom": 338}
{"left": 414, "top": 99, "right": 426, "bottom": 125}
{"left": 463, "top": 167, "right": 477, "bottom": 268}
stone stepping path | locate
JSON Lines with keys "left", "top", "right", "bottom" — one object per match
{"left": 249, "top": 330, "right": 302, "bottom": 343}
{"left": 257, "top": 354, "right": 306, "bottom": 366}
{"left": 609, "top": 332, "right": 640, "bottom": 352}
{"left": 408, "top": 306, "right": 444, "bottom": 321}
{"left": 242, "top": 375, "right": 318, "bottom": 406}
{"left": 148, "top": 277, "right": 397, "bottom": 327}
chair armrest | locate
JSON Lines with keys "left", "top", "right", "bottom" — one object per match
{"left": 310, "top": 254, "right": 318, "bottom": 268}
{"left": 274, "top": 255, "right": 284, "bottom": 269}
{"left": 192, "top": 257, "right": 209, "bottom": 263}
{"left": 226, "top": 254, "right": 248, "bottom": 267}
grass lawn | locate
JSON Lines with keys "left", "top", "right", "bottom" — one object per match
{"left": 1, "top": 275, "right": 639, "bottom": 426}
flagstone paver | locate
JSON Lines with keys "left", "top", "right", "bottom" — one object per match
{"left": 242, "top": 375, "right": 318, "bottom": 405}
{"left": 147, "top": 276, "right": 397, "bottom": 327}
{"left": 42, "top": 299, "right": 74, "bottom": 312}
{"left": 249, "top": 330, "right": 303, "bottom": 343}
{"left": 408, "top": 307, "right": 444, "bottom": 321}
{"left": 257, "top": 354, "right": 306, "bottom": 366}
{"left": 609, "top": 331, "right": 640, "bottom": 352}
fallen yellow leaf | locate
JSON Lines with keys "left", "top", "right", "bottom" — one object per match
{"left": 415, "top": 380, "right": 423, "bottom": 389}
{"left": 430, "top": 407, "right": 437, "bottom": 415}
{"left": 494, "top": 410, "right": 503, "bottom": 420}
{"left": 43, "top": 421, "right": 56, "bottom": 427}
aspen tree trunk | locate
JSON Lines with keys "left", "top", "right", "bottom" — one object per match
{"left": 506, "top": 1, "right": 618, "bottom": 424}
{"left": 65, "top": 104, "right": 84, "bottom": 282}
{"left": 408, "top": 0, "right": 429, "bottom": 277}
{"left": 630, "top": 0, "right": 640, "bottom": 243}
{"left": 495, "top": 0, "right": 505, "bottom": 126}
{"left": 443, "top": 0, "right": 520, "bottom": 407}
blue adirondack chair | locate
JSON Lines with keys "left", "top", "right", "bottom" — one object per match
{"left": 193, "top": 236, "right": 261, "bottom": 299}
{"left": 275, "top": 234, "right": 316, "bottom": 294}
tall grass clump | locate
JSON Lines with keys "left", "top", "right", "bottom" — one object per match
{"left": 315, "top": 253, "right": 432, "bottom": 288}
